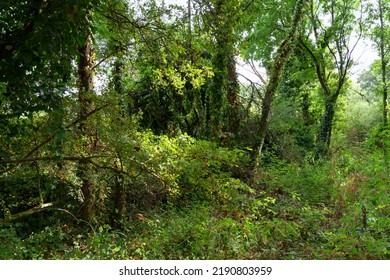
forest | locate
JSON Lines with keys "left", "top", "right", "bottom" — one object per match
{"left": 0, "top": 0, "right": 389, "bottom": 260}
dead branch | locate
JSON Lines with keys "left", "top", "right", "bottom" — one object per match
{"left": 0, "top": 202, "right": 55, "bottom": 225}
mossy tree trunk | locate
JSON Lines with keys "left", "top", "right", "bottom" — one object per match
{"left": 203, "top": 0, "right": 241, "bottom": 141}
{"left": 317, "top": 96, "right": 337, "bottom": 157}
{"left": 112, "top": 58, "right": 126, "bottom": 226}
{"left": 77, "top": 25, "right": 96, "bottom": 224}
{"left": 226, "top": 52, "right": 241, "bottom": 139}
{"left": 253, "top": 0, "right": 307, "bottom": 170}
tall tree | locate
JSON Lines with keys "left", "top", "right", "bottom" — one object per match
{"left": 252, "top": 0, "right": 307, "bottom": 168}
{"left": 193, "top": 0, "right": 244, "bottom": 140}
{"left": 366, "top": 0, "right": 390, "bottom": 165}
{"left": 299, "top": 0, "right": 364, "bottom": 157}
{"left": 0, "top": 0, "right": 87, "bottom": 128}
{"left": 374, "top": 0, "right": 389, "bottom": 128}
{"left": 0, "top": 0, "right": 108, "bottom": 225}
{"left": 77, "top": 12, "right": 97, "bottom": 223}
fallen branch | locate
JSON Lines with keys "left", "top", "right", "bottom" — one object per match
{"left": 0, "top": 202, "right": 96, "bottom": 233}
{"left": 0, "top": 202, "right": 55, "bottom": 225}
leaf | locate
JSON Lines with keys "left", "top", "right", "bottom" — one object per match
{"left": 112, "top": 246, "right": 121, "bottom": 253}
{"left": 0, "top": 149, "right": 10, "bottom": 161}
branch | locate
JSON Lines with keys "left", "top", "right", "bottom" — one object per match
{"left": 0, "top": 202, "right": 54, "bottom": 225}
{"left": 249, "top": 60, "right": 267, "bottom": 85}
{"left": 91, "top": 45, "right": 127, "bottom": 71}
{"left": 0, "top": 155, "right": 108, "bottom": 165}
{"left": 55, "top": 208, "right": 95, "bottom": 234}
{"left": 242, "top": 0, "right": 255, "bottom": 13}
{"left": 0, "top": 203, "right": 96, "bottom": 234}
{"left": 298, "top": 37, "right": 331, "bottom": 96}
{"left": 89, "top": 157, "right": 167, "bottom": 188}
{"left": 237, "top": 72, "right": 264, "bottom": 89}
{"left": 350, "top": 88, "right": 371, "bottom": 103}
{"left": 0, "top": 104, "right": 109, "bottom": 175}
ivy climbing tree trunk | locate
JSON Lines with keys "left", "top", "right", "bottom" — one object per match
{"left": 226, "top": 52, "right": 241, "bottom": 139}
{"left": 112, "top": 58, "right": 126, "bottom": 227}
{"left": 202, "top": 0, "right": 241, "bottom": 141}
{"left": 206, "top": 0, "right": 227, "bottom": 140}
{"left": 77, "top": 22, "right": 96, "bottom": 223}
{"left": 318, "top": 96, "right": 337, "bottom": 156}
{"left": 253, "top": 0, "right": 307, "bottom": 170}
{"left": 299, "top": 0, "right": 362, "bottom": 158}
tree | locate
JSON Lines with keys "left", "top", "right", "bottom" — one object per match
{"left": 375, "top": 0, "right": 389, "bottom": 129}
{"left": 367, "top": 0, "right": 389, "bottom": 129}
{"left": 77, "top": 9, "right": 97, "bottom": 223}
{"left": 238, "top": 0, "right": 308, "bottom": 167}
{"left": 252, "top": 0, "right": 307, "bottom": 169}
{"left": 299, "top": 0, "right": 364, "bottom": 157}
{"left": 192, "top": 0, "right": 248, "bottom": 140}
{"left": 0, "top": 0, "right": 89, "bottom": 135}
{"left": 209, "top": 0, "right": 241, "bottom": 140}
{"left": 365, "top": 0, "right": 390, "bottom": 165}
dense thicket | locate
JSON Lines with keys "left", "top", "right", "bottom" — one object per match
{"left": 0, "top": 0, "right": 389, "bottom": 259}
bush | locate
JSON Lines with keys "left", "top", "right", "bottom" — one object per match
{"left": 259, "top": 152, "right": 333, "bottom": 206}
{"left": 0, "top": 227, "right": 23, "bottom": 259}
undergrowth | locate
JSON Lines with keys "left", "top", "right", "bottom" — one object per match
{"left": 0, "top": 134, "right": 389, "bottom": 260}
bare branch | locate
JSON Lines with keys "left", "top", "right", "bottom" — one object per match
{"left": 249, "top": 60, "right": 267, "bottom": 85}
{"left": 0, "top": 202, "right": 55, "bottom": 225}
{"left": 55, "top": 208, "right": 95, "bottom": 234}
{"left": 350, "top": 88, "right": 371, "bottom": 103}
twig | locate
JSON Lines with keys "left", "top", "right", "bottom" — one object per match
{"left": 350, "top": 88, "right": 371, "bottom": 103}
{"left": 55, "top": 208, "right": 95, "bottom": 234}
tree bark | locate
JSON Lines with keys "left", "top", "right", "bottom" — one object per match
{"left": 77, "top": 30, "right": 96, "bottom": 223}
{"left": 113, "top": 59, "right": 126, "bottom": 226}
{"left": 316, "top": 97, "right": 337, "bottom": 157}
{"left": 226, "top": 52, "right": 241, "bottom": 138}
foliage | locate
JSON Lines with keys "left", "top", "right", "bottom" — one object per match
{"left": 258, "top": 151, "right": 333, "bottom": 205}
{"left": 0, "top": 0, "right": 389, "bottom": 261}
{"left": 0, "top": 227, "right": 23, "bottom": 259}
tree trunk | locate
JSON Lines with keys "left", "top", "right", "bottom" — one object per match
{"left": 206, "top": 0, "right": 238, "bottom": 141}
{"left": 253, "top": 0, "right": 307, "bottom": 170}
{"left": 77, "top": 30, "right": 96, "bottom": 223}
{"left": 316, "top": 97, "right": 336, "bottom": 157}
{"left": 113, "top": 59, "right": 126, "bottom": 226}
{"left": 301, "top": 91, "right": 311, "bottom": 127}
{"left": 206, "top": 29, "right": 226, "bottom": 139}
{"left": 226, "top": 52, "right": 240, "bottom": 138}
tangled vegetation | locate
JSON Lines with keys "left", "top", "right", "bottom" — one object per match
{"left": 0, "top": 0, "right": 389, "bottom": 260}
